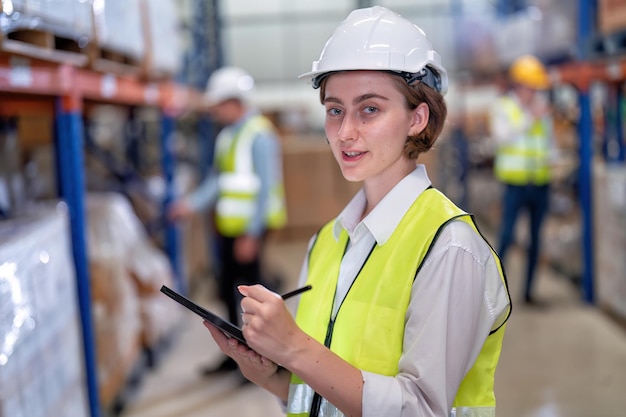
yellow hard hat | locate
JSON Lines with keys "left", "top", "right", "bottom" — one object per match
{"left": 508, "top": 55, "right": 550, "bottom": 90}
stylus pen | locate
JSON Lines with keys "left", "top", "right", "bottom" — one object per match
{"left": 281, "top": 284, "right": 312, "bottom": 300}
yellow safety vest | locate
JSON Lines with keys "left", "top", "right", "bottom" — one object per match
{"left": 494, "top": 96, "right": 551, "bottom": 185}
{"left": 213, "top": 115, "right": 287, "bottom": 237}
{"left": 288, "top": 188, "right": 510, "bottom": 417}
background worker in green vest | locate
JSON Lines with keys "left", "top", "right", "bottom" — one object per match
{"left": 168, "top": 66, "right": 287, "bottom": 374}
{"left": 203, "top": 7, "right": 511, "bottom": 417}
{"left": 489, "top": 54, "right": 556, "bottom": 305}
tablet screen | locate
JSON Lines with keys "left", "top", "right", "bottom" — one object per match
{"left": 160, "top": 285, "right": 247, "bottom": 346}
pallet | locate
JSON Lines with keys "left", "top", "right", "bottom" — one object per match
{"left": 86, "top": 42, "right": 144, "bottom": 77}
{"left": 0, "top": 28, "right": 88, "bottom": 66}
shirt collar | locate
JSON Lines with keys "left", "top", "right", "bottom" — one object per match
{"left": 333, "top": 165, "right": 432, "bottom": 245}
{"left": 229, "top": 108, "right": 258, "bottom": 130}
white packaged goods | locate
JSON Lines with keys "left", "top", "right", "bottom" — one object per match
{"left": 0, "top": 0, "right": 92, "bottom": 39}
{"left": 92, "top": 0, "right": 145, "bottom": 62}
{"left": 142, "top": 0, "right": 182, "bottom": 77}
{"left": 594, "top": 162, "right": 626, "bottom": 321}
{"left": 0, "top": 202, "right": 89, "bottom": 417}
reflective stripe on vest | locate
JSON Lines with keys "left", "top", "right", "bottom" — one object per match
{"left": 494, "top": 96, "right": 551, "bottom": 185}
{"left": 287, "top": 188, "right": 510, "bottom": 417}
{"left": 214, "top": 115, "right": 287, "bottom": 236}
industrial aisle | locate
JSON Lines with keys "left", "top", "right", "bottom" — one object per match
{"left": 121, "top": 232, "right": 626, "bottom": 417}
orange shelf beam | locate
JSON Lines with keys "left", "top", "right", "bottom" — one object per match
{"left": 0, "top": 53, "right": 202, "bottom": 111}
{"left": 0, "top": 97, "right": 54, "bottom": 117}
{"left": 551, "top": 58, "right": 626, "bottom": 90}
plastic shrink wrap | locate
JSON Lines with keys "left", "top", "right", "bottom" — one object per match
{"left": 0, "top": 0, "right": 92, "bottom": 45}
{"left": 141, "top": 0, "right": 182, "bottom": 78}
{"left": 0, "top": 202, "right": 89, "bottom": 417}
{"left": 91, "top": 0, "right": 145, "bottom": 64}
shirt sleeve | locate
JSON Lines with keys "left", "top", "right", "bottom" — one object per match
{"left": 362, "top": 220, "right": 509, "bottom": 417}
{"left": 185, "top": 171, "right": 219, "bottom": 213}
{"left": 246, "top": 130, "right": 283, "bottom": 237}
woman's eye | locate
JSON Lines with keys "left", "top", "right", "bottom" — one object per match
{"left": 363, "top": 106, "right": 378, "bottom": 114}
{"left": 327, "top": 108, "right": 342, "bottom": 116}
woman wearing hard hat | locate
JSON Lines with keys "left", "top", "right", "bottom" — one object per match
{"left": 204, "top": 6, "right": 511, "bottom": 417}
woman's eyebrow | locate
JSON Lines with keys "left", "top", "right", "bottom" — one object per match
{"left": 323, "top": 96, "right": 342, "bottom": 105}
{"left": 323, "top": 93, "right": 389, "bottom": 105}
{"left": 354, "top": 93, "right": 388, "bottom": 104}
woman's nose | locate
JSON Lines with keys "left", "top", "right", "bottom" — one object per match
{"left": 337, "top": 113, "right": 358, "bottom": 141}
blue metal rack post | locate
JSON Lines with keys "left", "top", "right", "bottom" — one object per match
{"left": 160, "top": 113, "right": 185, "bottom": 294}
{"left": 577, "top": 0, "right": 595, "bottom": 304}
{"left": 616, "top": 87, "right": 626, "bottom": 162}
{"left": 54, "top": 94, "right": 101, "bottom": 417}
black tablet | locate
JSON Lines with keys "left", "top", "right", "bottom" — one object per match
{"left": 160, "top": 285, "right": 247, "bottom": 346}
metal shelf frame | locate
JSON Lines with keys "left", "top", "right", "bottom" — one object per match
{"left": 0, "top": 55, "right": 203, "bottom": 417}
{"left": 0, "top": 1, "right": 224, "bottom": 415}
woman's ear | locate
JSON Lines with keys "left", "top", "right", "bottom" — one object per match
{"left": 409, "top": 102, "right": 429, "bottom": 136}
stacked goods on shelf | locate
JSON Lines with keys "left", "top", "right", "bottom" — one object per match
{"left": 85, "top": 192, "right": 182, "bottom": 407}
{"left": 0, "top": 0, "right": 92, "bottom": 65}
{"left": 0, "top": 119, "right": 25, "bottom": 218}
{"left": 0, "top": 203, "right": 89, "bottom": 417}
{"left": 593, "top": 161, "right": 626, "bottom": 325}
{"left": 1, "top": 0, "right": 183, "bottom": 79}
{"left": 140, "top": 0, "right": 182, "bottom": 80}
{"left": 597, "top": 0, "right": 626, "bottom": 35}
{"left": 90, "top": 0, "right": 145, "bottom": 75}
{"left": 90, "top": 0, "right": 182, "bottom": 79}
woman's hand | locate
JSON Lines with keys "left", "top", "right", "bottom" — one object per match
{"left": 234, "top": 235, "right": 260, "bottom": 263}
{"left": 166, "top": 200, "right": 194, "bottom": 221}
{"left": 204, "top": 321, "right": 278, "bottom": 382}
{"left": 238, "top": 284, "right": 306, "bottom": 366}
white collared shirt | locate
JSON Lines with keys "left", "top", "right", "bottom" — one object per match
{"left": 297, "top": 165, "right": 510, "bottom": 417}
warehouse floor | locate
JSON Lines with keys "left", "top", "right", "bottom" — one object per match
{"left": 120, "top": 233, "right": 626, "bottom": 417}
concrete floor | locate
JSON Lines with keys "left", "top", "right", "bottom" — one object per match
{"left": 121, "top": 235, "right": 626, "bottom": 417}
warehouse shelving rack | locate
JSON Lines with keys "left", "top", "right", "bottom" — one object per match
{"left": 547, "top": 0, "right": 626, "bottom": 305}
{"left": 1, "top": 1, "right": 222, "bottom": 415}
{"left": 0, "top": 52, "right": 203, "bottom": 416}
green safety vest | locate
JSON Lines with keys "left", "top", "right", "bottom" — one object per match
{"left": 494, "top": 96, "right": 551, "bottom": 185}
{"left": 287, "top": 188, "right": 510, "bottom": 417}
{"left": 213, "top": 115, "right": 287, "bottom": 237}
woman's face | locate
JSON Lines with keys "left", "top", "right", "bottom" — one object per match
{"left": 323, "top": 71, "right": 426, "bottom": 187}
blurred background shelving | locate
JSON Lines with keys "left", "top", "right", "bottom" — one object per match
{"left": 1, "top": 1, "right": 626, "bottom": 417}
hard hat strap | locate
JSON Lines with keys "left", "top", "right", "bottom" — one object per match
{"left": 399, "top": 67, "right": 442, "bottom": 93}
{"left": 311, "top": 67, "right": 442, "bottom": 93}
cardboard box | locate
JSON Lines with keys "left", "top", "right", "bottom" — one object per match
{"left": 598, "top": 0, "right": 626, "bottom": 34}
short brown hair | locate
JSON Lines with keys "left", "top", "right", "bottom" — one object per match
{"left": 389, "top": 76, "right": 447, "bottom": 160}
{"left": 319, "top": 72, "right": 447, "bottom": 160}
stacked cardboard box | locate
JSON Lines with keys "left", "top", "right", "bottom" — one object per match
{"left": 598, "top": 0, "right": 626, "bottom": 35}
{"left": 85, "top": 192, "right": 182, "bottom": 407}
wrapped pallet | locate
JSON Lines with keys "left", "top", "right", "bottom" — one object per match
{"left": 593, "top": 161, "right": 626, "bottom": 324}
{"left": 0, "top": 0, "right": 92, "bottom": 65}
{"left": 0, "top": 202, "right": 89, "bottom": 417}
{"left": 90, "top": 0, "right": 145, "bottom": 73}
{"left": 140, "top": 0, "right": 183, "bottom": 79}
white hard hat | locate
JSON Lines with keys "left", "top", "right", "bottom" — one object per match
{"left": 299, "top": 6, "right": 448, "bottom": 95}
{"left": 205, "top": 66, "right": 255, "bottom": 105}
